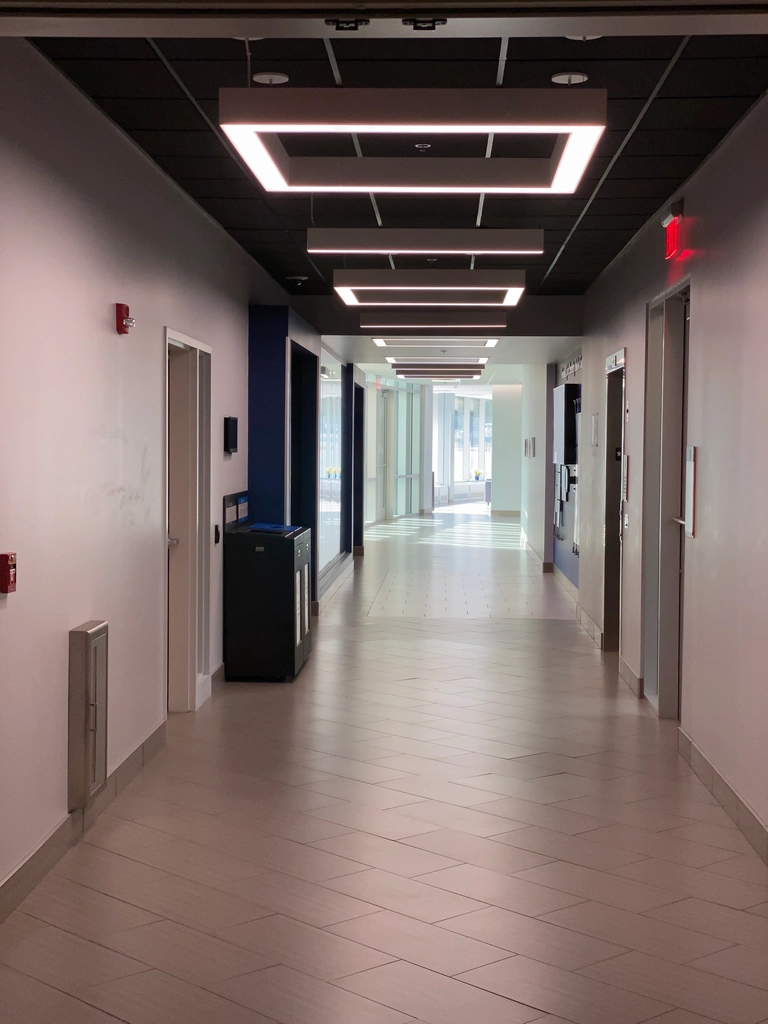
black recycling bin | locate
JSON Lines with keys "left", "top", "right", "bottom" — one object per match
{"left": 224, "top": 521, "right": 312, "bottom": 681}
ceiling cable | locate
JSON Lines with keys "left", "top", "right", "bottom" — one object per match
{"left": 475, "top": 38, "right": 506, "bottom": 243}
{"left": 243, "top": 38, "right": 252, "bottom": 86}
{"left": 324, "top": 38, "right": 392, "bottom": 266}
{"left": 537, "top": 34, "right": 691, "bottom": 291}
{"left": 145, "top": 37, "right": 329, "bottom": 287}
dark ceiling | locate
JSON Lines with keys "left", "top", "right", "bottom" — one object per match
{"left": 35, "top": 33, "right": 768, "bottom": 297}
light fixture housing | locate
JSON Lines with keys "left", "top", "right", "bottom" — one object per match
{"left": 335, "top": 269, "right": 524, "bottom": 307}
{"left": 360, "top": 311, "right": 507, "bottom": 329}
{"left": 370, "top": 337, "right": 500, "bottom": 348}
{"left": 307, "top": 227, "right": 544, "bottom": 255}
{"left": 220, "top": 87, "right": 606, "bottom": 195}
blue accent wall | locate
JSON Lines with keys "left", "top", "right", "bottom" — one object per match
{"left": 248, "top": 306, "right": 289, "bottom": 523}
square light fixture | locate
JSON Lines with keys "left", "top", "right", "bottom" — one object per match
{"left": 335, "top": 269, "right": 524, "bottom": 307}
{"left": 307, "top": 228, "right": 543, "bottom": 255}
{"left": 361, "top": 310, "right": 507, "bottom": 329}
{"left": 220, "top": 88, "right": 606, "bottom": 195}
{"left": 371, "top": 337, "right": 498, "bottom": 349}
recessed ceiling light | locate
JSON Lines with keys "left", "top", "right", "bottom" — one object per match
{"left": 286, "top": 275, "right": 308, "bottom": 284}
{"left": 565, "top": 35, "right": 602, "bottom": 40}
{"left": 415, "top": 143, "right": 431, "bottom": 150}
{"left": 306, "top": 228, "right": 544, "bottom": 256}
{"left": 220, "top": 87, "right": 606, "bottom": 195}
{"left": 485, "top": 339, "right": 499, "bottom": 347}
{"left": 427, "top": 258, "right": 437, "bottom": 263}
{"left": 253, "top": 71, "right": 289, "bottom": 85}
{"left": 552, "top": 72, "right": 589, "bottom": 86}
{"left": 385, "top": 356, "right": 396, "bottom": 363}
{"left": 479, "top": 357, "right": 489, "bottom": 364}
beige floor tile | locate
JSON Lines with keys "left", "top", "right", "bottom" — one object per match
{"left": 0, "top": 913, "right": 148, "bottom": 995}
{"left": 665, "top": 822, "right": 759, "bottom": 856}
{"left": 226, "top": 871, "right": 379, "bottom": 926}
{"left": 104, "top": 919, "right": 275, "bottom": 986}
{"left": 115, "top": 874, "right": 272, "bottom": 932}
{"left": 440, "top": 751, "right": 557, "bottom": 779}
{"left": 19, "top": 875, "right": 161, "bottom": 942}
{"left": 324, "top": 867, "right": 488, "bottom": 922}
{"left": 398, "top": 800, "right": 526, "bottom": 838}
{"left": 214, "top": 964, "right": 411, "bottom": 1024}
{"left": 306, "top": 803, "right": 442, "bottom": 840}
{"left": 551, "top": 796, "right": 696, "bottom": 832}
{"left": 514, "top": 860, "right": 678, "bottom": 913}
{"left": 328, "top": 909, "right": 510, "bottom": 975}
{"left": 417, "top": 863, "right": 584, "bottom": 916}
{"left": 689, "top": 944, "right": 768, "bottom": 991}
{"left": 585, "top": 823, "right": 738, "bottom": 868}
{"left": 581, "top": 950, "right": 768, "bottom": 1024}
{"left": 750, "top": 902, "right": 768, "bottom": 918}
{"left": 304, "top": 777, "right": 424, "bottom": 809}
{"left": 511, "top": 752, "right": 635, "bottom": 781}
{"left": 311, "top": 831, "right": 460, "bottom": 876}
{"left": 217, "top": 915, "right": 393, "bottom": 980}
{"left": 707, "top": 856, "right": 768, "bottom": 886}
{"left": 646, "top": 1013, "right": 737, "bottom": 1024}
{"left": 542, "top": 901, "right": 734, "bottom": 962}
{"left": 457, "top": 955, "right": 671, "bottom": 1024}
{"left": 0, "top": 963, "right": 126, "bottom": 1024}
{"left": 220, "top": 803, "right": 356, "bottom": 844}
{"left": 81, "top": 969, "right": 277, "bottom": 1024}
{"left": 336, "top": 959, "right": 543, "bottom": 1024}
{"left": 612, "top": 858, "right": 768, "bottom": 910}
{"left": 472, "top": 796, "right": 611, "bottom": 835}
{"left": 493, "top": 824, "right": 648, "bottom": 870}
{"left": 441, "top": 906, "right": 626, "bottom": 969}
{"left": 377, "top": 776, "right": 504, "bottom": 807}
{"left": 649, "top": 898, "right": 768, "bottom": 951}
{"left": 369, "top": 753, "right": 494, "bottom": 780}
{"left": 303, "top": 756, "right": 410, "bottom": 784}
{"left": 51, "top": 844, "right": 170, "bottom": 898}
{"left": 462, "top": 773, "right": 604, "bottom": 804}
{"left": 400, "top": 828, "right": 552, "bottom": 874}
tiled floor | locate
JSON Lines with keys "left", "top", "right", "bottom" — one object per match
{"left": 3, "top": 510, "right": 768, "bottom": 1024}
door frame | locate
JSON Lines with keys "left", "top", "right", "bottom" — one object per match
{"left": 641, "top": 281, "right": 690, "bottom": 719}
{"left": 603, "top": 350, "right": 626, "bottom": 654}
{"left": 165, "top": 327, "right": 212, "bottom": 714}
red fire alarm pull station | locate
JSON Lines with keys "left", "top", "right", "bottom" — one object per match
{"left": 116, "top": 303, "right": 136, "bottom": 335}
{"left": 0, "top": 553, "right": 17, "bottom": 594}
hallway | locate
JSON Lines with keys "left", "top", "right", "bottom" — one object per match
{"left": 2, "top": 514, "right": 768, "bottom": 1024}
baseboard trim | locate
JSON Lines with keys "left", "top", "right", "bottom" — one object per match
{"left": 490, "top": 509, "right": 521, "bottom": 517}
{"left": 576, "top": 603, "right": 604, "bottom": 648}
{"left": 525, "top": 543, "right": 553, "bottom": 574}
{"left": 552, "top": 564, "right": 579, "bottom": 602}
{"left": 316, "top": 552, "right": 354, "bottom": 614}
{"left": 619, "top": 656, "right": 644, "bottom": 698}
{"left": 211, "top": 663, "right": 225, "bottom": 685}
{"left": 0, "top": 719, "right": 166, "bottom": 923}
{"left": 678, "top": 730, "right": 768, "bottom": 863}
{"left": 353, "top": 545, "right": 364, "bottom": 556}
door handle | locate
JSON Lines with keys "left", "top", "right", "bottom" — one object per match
{"left": 672, "top": 518, "right": 686, "bottom": 526}
{"left": 167, "top": 536, "right": 180, "bottom": 547}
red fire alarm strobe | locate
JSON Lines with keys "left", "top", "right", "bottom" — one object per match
{"left": 116, "top": 303, "right": 136, "bottom": 335}
{"left": 0, "top": 553, "right": 17, "bottom": 594}
{"left": 662, "top": 200, "right": 684, "bottom": 260}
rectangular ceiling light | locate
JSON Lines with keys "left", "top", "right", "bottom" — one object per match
{"left": 307, "top": 228, "right": 543, "bottom": 255}
{"left": 372, "top": 337, "right": 497, "bottom": 348}
{"left": 362, "top": 311, "right": 506, "bottom": 329}
{"left": 220, "top": 88, "right": 606, "bottom": 195}
{"left": 335, "top": 269, "right": 524, "bottom": 307}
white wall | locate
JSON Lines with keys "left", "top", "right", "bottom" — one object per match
{"left": 0, "top": 40, "right": 287, "bottom": 885}
{"left": 491, "top": 385, "right": 522, "bottom": 514}
{"left": 579, "top": 88, "right": 768, "bottom": 828}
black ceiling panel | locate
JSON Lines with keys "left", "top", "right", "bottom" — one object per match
{"left": 32, "top": 33, "right": 768, "bottom": 298}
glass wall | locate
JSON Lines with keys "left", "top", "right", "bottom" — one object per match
{"left": 433, "top": 389, "right": 493, "bottom": 501}
{"left": 363, "top": 376, "right": 421, "bottom": 522}
{"left": 318, "top": 352, "right": 342, "bottom": 570}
